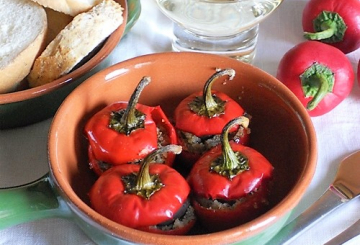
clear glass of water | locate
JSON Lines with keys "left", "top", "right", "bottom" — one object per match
{"left": 155, "top": 0, "right": 283, "bottom": 63}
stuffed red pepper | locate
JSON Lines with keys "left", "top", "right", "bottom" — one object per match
{"left": 89, "top": 145, "right": 196, "bottom": 235}
{"left": 85, "top": 77, "right": 177, "bottom": 175}
{"left": 187, "top": 117, "right": 273, "bottom": 232}
{"left": 174, "top": 68, "right": 250, "bottom": 168}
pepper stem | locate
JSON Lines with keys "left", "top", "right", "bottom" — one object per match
{"left": 122, "top": 77, "right": 151, "bottom": 133}
{"left": 203, "top": 68, "right": 235, "bottom": 117}
{"left": 304, "top": 20, "right": 336, "bottom": 40}
{"left": 300, "top": 62, "right": 334, "bottom": 111}
{"left": 211, "top": 117, "right": 250, "bottom": 179}
{"left": 109, "top": 77, "right": 150, "bottom": 135}
{"left": 134, "top": 145, "right": 182, "bottom": 198}
{"left": 306, "top": 74, "right": 330, "bottom": 110}
{"left": 304, "top": 11, "right": 347, "bottom": 43}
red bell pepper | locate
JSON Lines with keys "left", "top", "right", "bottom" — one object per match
{"left": 187, "top": 117, "right": 273, "bottom": 232}
{"left": 85, "top": 77, "right": 177, "bottom": 175}
{"left": 174, "top": 68, "right": 250, "bottom": 167}
{"left": 276, "top": 41, "right": 354, "bottom": 117}
{"left": 89, "top": 145, "right": 196, "bottom": 235}
{"left": 302, "top": 0, "right": 360, "bottom": 54}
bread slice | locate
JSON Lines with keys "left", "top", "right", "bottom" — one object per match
{"left": 44, "top": 7, "right": 73, "bottom": 47}
{"left": 30, "top": 0, "right": 102, "bottom": 16}
{"left": 28, "top": 0, "right": 124, "bottom": 88}
{"left": 0, "top": 0, "right": 47, "bottom": 93}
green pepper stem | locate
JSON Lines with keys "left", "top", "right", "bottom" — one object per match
{"left": 306, "top": 73, "right": 330, "bottom": 110}
{"left": 303, "top": 11, "right": 347, "bottom": 43}
{"left": 109, "top": 77, "right": 150, "bottom": 134}
{"left": 121, "top": 77, "right": 151, "bottom": 134}
{"left": 135, "top": 145, "right": 182, "bottom": 191}
{"left": 203, "top": 68, "right": 235, "bottom": 117}
{"left": 300, "top": 63, "right": 334, "bottom": 111}
{"left": 304, "top": 21, "right": 336, "bottom": 40}
{"left": 220, "top": 117, "right": 249, "bottom": 170}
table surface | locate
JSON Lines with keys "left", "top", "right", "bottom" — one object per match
{"left": 1, "top": 0, "right": 360, "bottom": 244}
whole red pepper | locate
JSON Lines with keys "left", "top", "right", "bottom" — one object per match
{"left": 85, "top": 77, "right": 177, "bottom": 175}
{"left": 276, "top": 41, "right": 354, "bottom": 117}
{"left": 187, "top": 117, "right": 273, "bottom": 232}
{"left": 302, "top": 0, "right": 360, "bottom": 54}
{"left": 174, "top": 68, "right": 250, "bottom": 167}
{"left": 89, "top": 145, "right": 196, "bottom": 235}
{"left": 357, "top": 59, "right": 360, "bottom": 85}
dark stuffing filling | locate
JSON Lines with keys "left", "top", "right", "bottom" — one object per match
{"left": 178, "top": 126, "right": 250, "bottom": 154}
{"left": 196, "top": 187, "right": 269, "bottom": 210}
{"left": 153, "top": 199, "right": 195, "bottom": 231}
{"left": 90, "top": 126, "right": 171, "bottom": 172}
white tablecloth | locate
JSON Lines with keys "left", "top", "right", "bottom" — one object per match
{"left": 1, "top": 0, "right": 359, "bottom": 244}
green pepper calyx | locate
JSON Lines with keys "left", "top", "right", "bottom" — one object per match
{"left": 189, "top": 68, "right": 235, "bottom": 118}
{"left": 304, "top": 11, "right": 347, "bottom": 43}
{"left": 210, "top": 117, "right": 250, "bottom": 179}
{"left": 109, "top": 76, "right": 150, "bottom": 135}
{"left": 300, "top": 62, "right": 335, "bottom": 110}
{"left": 122, "top": 145, "right": 182, "bottom": 199}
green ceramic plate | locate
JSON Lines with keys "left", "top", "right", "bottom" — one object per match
{"left": 126, "top": 0, "right": 141, "bottom": 35}
{"left": 0, "top": 0, "right": 141, "bottom": 129}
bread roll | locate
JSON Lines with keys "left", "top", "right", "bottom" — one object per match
{"left": 28, "top": 0, "right": 124, "bottom": 87}
{"left": 0, "top": 0, "right": 47, "bottom": 93}
{"left": 30, "top": 0, "right": 102, "bottom": 16}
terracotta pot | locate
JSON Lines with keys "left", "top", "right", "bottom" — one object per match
{"left": 0, "top": 52, "right": 317, "bottom": 245}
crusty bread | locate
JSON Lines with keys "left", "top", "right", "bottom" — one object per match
{"left": 0, "top": 0, "right": 47, "bottom": 93}
{"left": 30, "top": 0, "right": 102, "bottom": 16}
{"left": 44, "top": 7, "right": 73, "bottom": 47}
{"left": 28, "top": 0, "right": 124, "bottom": 87}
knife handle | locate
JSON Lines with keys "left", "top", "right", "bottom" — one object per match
{"left": 324, "top": 219, "right": 360, "bottom": 245}
{"left": 267, "top": 188, "right": 346, "bottom": 244}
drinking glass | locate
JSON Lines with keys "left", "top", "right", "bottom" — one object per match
{"left": 155, "top": 0, "right": 283, "bottom": 63}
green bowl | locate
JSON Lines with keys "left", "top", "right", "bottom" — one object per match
{"left": 0, "top": 0, "right": 141, "bottom": 129}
